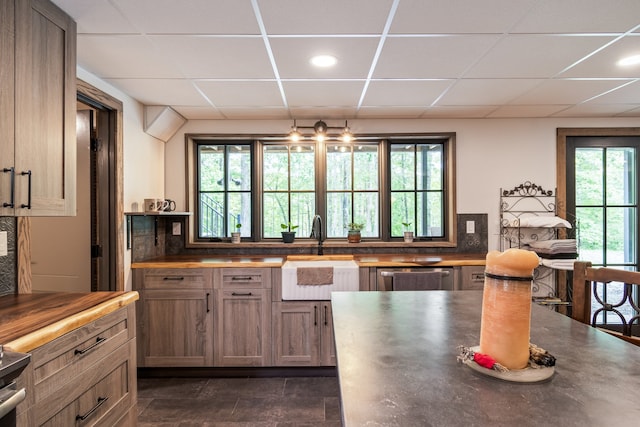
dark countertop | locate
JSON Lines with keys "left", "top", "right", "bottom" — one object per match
{"left": 331, "top": 291, "right": 640, "bottom": 426}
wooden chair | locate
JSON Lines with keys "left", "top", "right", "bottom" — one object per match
{"left": 572, "top": 261, "right": 640, "bottom": 346}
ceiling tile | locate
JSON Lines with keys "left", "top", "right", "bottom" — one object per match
{"left": 391, "top": 0, "right": 535, "bottom": 34}
{"left": 356, "top": 107, "right": 427, "bottom": 119}
{"left": 270, "top": 37, "right": 379, "bottom": 79}
{"left": 150, "top": 36, "right": 275, "bottom": 79}
{"left": 104, "top": 79, "right": 209, "bottom": 105}
{"left": 422, "top": 106, "right": 497, "bottom": 118}
{"left": 362, "top": 80, "right": 452, "bottom": 107}
{"left": 438, "top": 79, "right": 544, "bottom": 106}
{"left": 196, "top": 81, "right": 285, "bottom": 107}
{"left": 583, "top": 80, "right": 640, "bottom": 104}
{"left": 553, "top": 103, "right": 640, "bottom": 117}
{"left": 465, "top": 35, "right": 616, "bottom": 78}
{"left": 373, "top": 35, "right": 501, "bottom": 79}
{"left": 171, "top": 106, "right": 225, "bottom": 120}
{"left": 289, "top": 107, "right": 359, "bottom": 119}
{"left": 282, "top": 81, "right": 365, "bottom": 107}
{"left": 257, "top": 0, "right": 394, "bottom": 34}
{"left": 216, "top": 107, "right": 291, "bottom": 119}
{"left": 512, "top": 0, "right": 640, "bottom": 33}
{"left": 52, "top": 0, "right": 136, "bottom": 33}
{"left": 112, "top": 0, "right": 260, "bottom": 34}
{"left": 487, "top": 105, "right": 571, "bottom": 118}
{"left": 560, "top": 36, "right": 640, "bottom": 78}
{"left": 510, "top": 79, "right": 633, "bottom": 104}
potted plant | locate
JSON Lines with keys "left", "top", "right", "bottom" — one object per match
{"left": 231, "top": 223, "right": 242, "bottom": 243}
{"left": 402, "top": 221, "right": 414, "bottom": 243}
{"left": 346, "top": 222, "right": 364, "bottom": 243}
{"left": 280, "top": 222, "right": 299, "bottom": 243}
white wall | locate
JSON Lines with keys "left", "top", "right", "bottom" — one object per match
{"left": 164, "top": 117, "right": 640, "bottom": 251}
{"left": 77, "top": 67, "right": 165, "bottom": 290}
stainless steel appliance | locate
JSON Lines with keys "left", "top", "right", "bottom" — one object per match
{"left": 0, "top": 346, "right": 30, "bottom": 427}
{"left": 376, "top": 267, "right": 454, "bottom": 291}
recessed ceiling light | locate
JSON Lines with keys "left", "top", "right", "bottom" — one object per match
{"left": 618, "top": 54, "right": 640, "bottom": 67}
{"left": 310, "top": 55, "right": 337, "bottom": 67}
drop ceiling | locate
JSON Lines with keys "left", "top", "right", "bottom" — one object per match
{"left": 53, "top": 0, "right": 640, "bottom": 120}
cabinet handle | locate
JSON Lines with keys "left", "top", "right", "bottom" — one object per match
{"left": 2, "top": 167, "right": 14, "bottom": 208}
{"left": 163, "top": 276, "right": 185, "bottom": 281}
{"left": 206, "top": 292, "right": 210, "bottom": 312}
{"left": 314, "top": 305, "right": 318, "bottom": 326}
{"left": 231, "top": 276, "right": 252, "bottom": 281}
{"left": 76, "top": 396, "right": 109, "bottom": 421}
{"left": 231, "top": 292, "right": 253, "bottom": 296}
{"left": 20, "top": 170, "right": 31, "bottom": 209}
{"left": 324, "top": 305, "right": 328, "bottom": 326}
{"left": 74, "top": 336, "right": 107, "bottom": 355}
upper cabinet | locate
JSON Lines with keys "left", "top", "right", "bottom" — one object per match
{"left": 1, "top": 0, "right": 76, "bottom": 216}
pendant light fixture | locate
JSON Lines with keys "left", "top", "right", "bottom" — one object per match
{"left": 288, "top": 120, "right": 354, "bottom": 142}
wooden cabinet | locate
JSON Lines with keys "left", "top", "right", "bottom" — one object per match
{"left": 135, "top": 268, "right": 213, "bottom": 367}
{"left": 0, "top": 0, "right": 76, "bottom": 216}
{"left": 213, "top": 268, "right": 272, "bottom": 366}
{"left": 18, "top": 304, "right": 137, "bottom": 427}
{"left": 272, "top": 301, "right": 335, "bottom": 367}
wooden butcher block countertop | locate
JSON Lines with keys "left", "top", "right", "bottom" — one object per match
{"left": 0, "top": 291, "right": 139, "bottom": 353}
{"left": 131, "top": 253, "right": 486, "bottom": 268}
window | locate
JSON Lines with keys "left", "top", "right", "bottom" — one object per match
{"left": 186, "top": 133, "right": 456, "bottom": 245}
{"left": 389, "top": 141, "right": 444, "bottom": 238}
{"left": 195, "top": 142, "right": 252, "bottom": 239}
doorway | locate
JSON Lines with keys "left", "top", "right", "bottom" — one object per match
{"left": 30, "top": 80, "right": 123, "bottom": 292}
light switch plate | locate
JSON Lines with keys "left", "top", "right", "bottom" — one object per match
{"left": 0, "top": 231, "right": 7, "bottom": 256}
{"left": 466, "top": 220, "right": 475, "bottom": 234}
{"left": 172, "top": 222, "right": 181, "bottom": 236}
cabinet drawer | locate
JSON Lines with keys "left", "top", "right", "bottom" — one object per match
{"left": 216, "top": 268, "right": 271, "bottom": 289}
{"left": 459, "top": 266, "right": 485, "bottom": 291}
{"left": 35, "top": 340, "right": 135, "bottom": 427}
{"left": 143, "top": 268, "right": 212, "bottom": 290}
{"left": 31, "top": 305, "right": 134, "bottom": 402}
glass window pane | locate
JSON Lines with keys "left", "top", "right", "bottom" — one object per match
{"left": 263, "top": 193, "right": 288, "bottom": 238}
{"left": 576, "top": 148, "right": 603, "bottom": 206}
{"left": 227, "top": 145, "right": 251, "bottom": 191}
{"left": 354, "top": 192, "right": 379, "bottom": 238}
{"left": 417, "top": 192, "right": 443, "bottom": 236}
{"left": 391, "top": 192, "right": 414, "bottom": 237}
{"left": 417, "top": 144, "right": 442, "bottom": 191}
{"left": 606, "top": 148, "right": 636, "bottom": 205}
{"left": 327, "top": 192, "right": 351, "bottom": 238}
{"left": 354, "top": 145, "right": 378, "bottom": 191}
{"left": 290, "top": 145, "right": 315, "bottom": 191}
{"left": 228, "top": 192, "right": 251, "bottom": 237}
{"left": 390, "top": 145, "right": 415, "bottom": 191}
{"left": 606, "top": 206, "right": 636, "bottom": 264}
{"left": 577, "top": 206, "right": 604, "bottom": 264}
{"left": 290, "top": 192, "right": 315, "bottom": 237}
{"left": 199, "top": 145, "right": 224, "bottom": 192}
{"left": 263, "top": 145, "right": 289, "bottom": 191}
{"left": 199, "top": 193, "right": 224, "bottom": 238}
{"left": 326, "top": 145, "right": 352, "bottom": 191}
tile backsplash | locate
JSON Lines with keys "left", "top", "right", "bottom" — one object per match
{"left": 0, "top": 217, "right": 17, "bottom": 296}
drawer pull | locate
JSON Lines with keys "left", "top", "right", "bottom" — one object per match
{"left": 75, "top": 336, "right": 107, "bottom": 356}
{"left": 163, "top": 276, "right": 185, "bottom": 281}
{"left": 76, "top": 396, "right": 108, "bottom": 421}
{"left": 231, "top": 292, "right": 253, "bottom": 296}
{"left": 324, "top": 305, "right": 328, "bottom": 326}
{"left": 206, "top": 292, "right": 210, "bottom": 312}
{"left": 231, "top": 276, "right": 252, "bottom": 281}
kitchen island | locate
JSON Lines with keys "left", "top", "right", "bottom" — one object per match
{"left": 331, "top": 291, "right": 640, "bottom": 426}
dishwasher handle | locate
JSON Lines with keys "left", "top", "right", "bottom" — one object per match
{"left": 0, "top": 383, "right": 26, "bottom": 420}
{"left": 380, "top": 270, "right": 450, "bottom": 277}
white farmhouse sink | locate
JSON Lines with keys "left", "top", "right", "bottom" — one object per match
{"left": 281, "top": 260, "right": 359, "bottom": 300}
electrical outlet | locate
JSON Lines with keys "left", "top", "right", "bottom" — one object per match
{"left": 466, "top": 220, "right": 475, "bottom": 234}
{"left": 172, "top": 222, "right": 181, "bottom": 236}
{"left": 0, "top": 231, "right": 7, "bottom": 256}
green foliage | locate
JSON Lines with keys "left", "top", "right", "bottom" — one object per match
{"left": 346, "top": 222, "right": 364, "bottom": 231}
{"left": 280, "top": 222, "right": 299, "bottom": 232}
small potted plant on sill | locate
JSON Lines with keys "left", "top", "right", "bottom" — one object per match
{"left": 280, "top": 222, "right": 299, "bottom": 243}
{"left": 346, "top": 222, "right": 364, "bottom": 243}
{"left": 231, "top": 223, "right": 242, "bottom": 243}
{"left": 402, "top": 221, "right": 414, "bottom": 243}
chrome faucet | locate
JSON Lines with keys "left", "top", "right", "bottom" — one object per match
{"left": 311, "top": 214, "right": 323, "bottom": 255}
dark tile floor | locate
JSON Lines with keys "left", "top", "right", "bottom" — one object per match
{"left": 137, "top": 376, "right": 342, "bottom": 426}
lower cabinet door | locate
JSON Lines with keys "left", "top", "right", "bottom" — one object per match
{"left": 214, "top": 288, "right": 271, "bottom": 366}
{"left": 138, "top": 289, "right": 213, "bottom": 367}
{"left": 272, "top": 302, "right": 321, "bottom": 366}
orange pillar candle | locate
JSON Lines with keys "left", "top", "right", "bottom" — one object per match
{"left": 479, "top": 249, "right": 540, "bottom": 370}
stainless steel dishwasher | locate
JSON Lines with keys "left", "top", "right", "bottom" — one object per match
{"left": 0, "top": 346, "right": 30, "bottom": 427}
{"left": 376, "top": 267, "right": 455, "bottom": 291}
